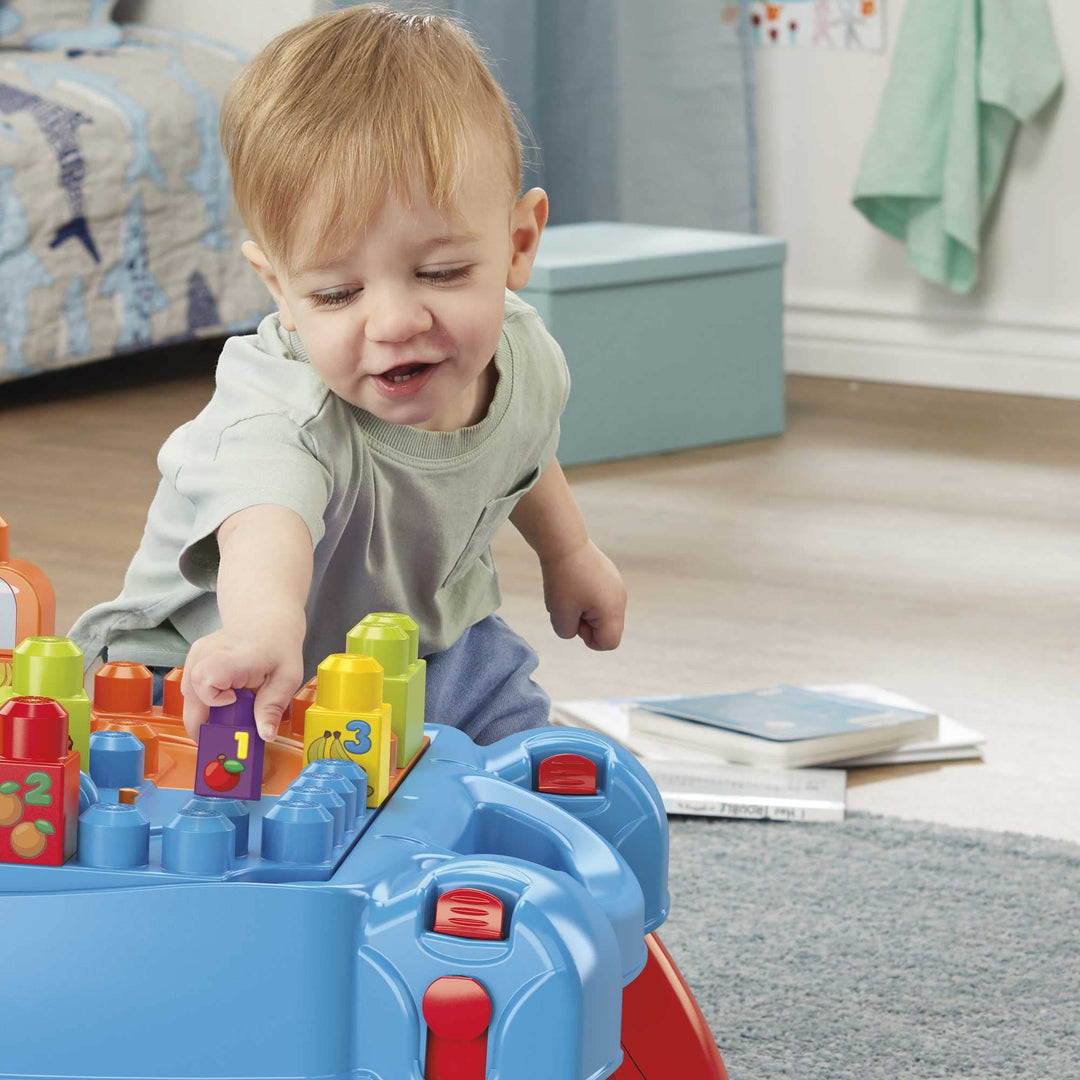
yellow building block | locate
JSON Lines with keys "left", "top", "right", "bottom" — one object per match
{"left": 0, "top": 637, "right": 91, "bottom": 764}
{"left": 303, "top": 653, "right": 392, "bottom": 807}
{"left": 346, "top": 613, "right": 426, "bottom": 769}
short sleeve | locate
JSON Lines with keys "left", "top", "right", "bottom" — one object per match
{"left": 173, "top": 414, "right": 333, "bottom": 589}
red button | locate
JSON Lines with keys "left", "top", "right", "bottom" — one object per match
{"left": 433, "top": 888, "right": 505, "bottom": 940}
{"left": 423, "top": 976, "right": 491, "bottom": 1080}
{"left": 537, "top": 752, "right": 597, "bottom": 795}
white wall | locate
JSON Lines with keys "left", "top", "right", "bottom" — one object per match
{"left": 116, "top": 0, "right": 315, "bottom": 54}
{"left": 755, "top": 0, "right": 1080, "bottom": 398}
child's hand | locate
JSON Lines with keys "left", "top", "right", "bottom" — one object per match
{"left": 541, "top": 540, "right": 627, "bottom": 650}
{"left": 180, "top": 617, "right": 304, "bottom": 743}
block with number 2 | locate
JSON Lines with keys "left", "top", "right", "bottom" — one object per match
{"left": 0, "top": 696, "right": 80, "bottom": 866}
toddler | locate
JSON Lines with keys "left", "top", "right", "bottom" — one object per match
{"left": 70, "top": 5, "right": 626, "bottom": 746}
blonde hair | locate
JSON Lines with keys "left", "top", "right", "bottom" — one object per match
{"left": 220, "top": 4, "right": 525, "bottom": 274}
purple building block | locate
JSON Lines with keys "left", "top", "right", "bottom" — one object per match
{"left": 193, "top": 688, "right": 265, "bottom": 801}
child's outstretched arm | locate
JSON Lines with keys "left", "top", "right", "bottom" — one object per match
{"left": 509, "top": 460, "right": 627, "bottom": 650}
{"left": 180, "top": 504, "right": 312, "bottom": 742}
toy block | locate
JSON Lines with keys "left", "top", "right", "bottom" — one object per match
{"left": 0, "top": 517, "right": 55, "bottom": 667}
{"left": 0, "top": 696, "right": 79, "bottom": 866}
{"left": 161, "top": 803, "right": 236, "bottom": 875}
{"left": 261, "top": 795, "right": 334, "bottom": 864}
{"left": 78, "top": 794, "right": 151, "bottom": 870}
{"left": 194, "top": 688, "right": 265, "bottom": 801}
{"left": 288, "top": 676, "right": 317, "bottom": 741}
{"left": 91, "top": 662, "right": 161, "bottom": 777}
{"left": 89, "top": 730, "right": 146, "bottom": 790}
{"left": 303, "top": 653, "right": 392, "bottom": 808}
{"left": 0, "top": 636, "right": 91, "bottom": 763}
{"left": 347, "top": 612, "right": 425, "bottom": 769}
{"left": 161, "top": 666, "right": 185, "bottom": 721}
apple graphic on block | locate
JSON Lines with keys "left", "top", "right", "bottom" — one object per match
{"left": 202, "top": 754, "right": 244, "bottom": 793}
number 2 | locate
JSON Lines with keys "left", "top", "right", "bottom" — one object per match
{"left": 24, "top": 771, "right": 52, "bottom": 807}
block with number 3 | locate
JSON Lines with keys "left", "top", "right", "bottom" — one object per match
{"left": 194, "top": 689, "right": 265, "bottom": 801}
{"left": 303, "top": 654, "right": 392, "bottom": 808}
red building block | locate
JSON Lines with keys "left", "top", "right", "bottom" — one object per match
{"left": 0, "top": 696, "right": 79, "bottom": 866}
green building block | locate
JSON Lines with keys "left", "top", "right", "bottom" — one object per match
{"left": 0, "top": 636, "right": 91, "bottom": 764}
{"left": 346, "top": 613, "right": 425, "bottom": 768}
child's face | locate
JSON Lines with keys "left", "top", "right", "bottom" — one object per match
{"left": 245, "top": 146, "right": 547, "bottom": 432}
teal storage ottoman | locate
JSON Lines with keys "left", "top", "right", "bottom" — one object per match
{"left": 519, "top": 222, "right": 787, "bottom": 466}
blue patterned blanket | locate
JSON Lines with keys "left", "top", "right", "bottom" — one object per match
{"left": 0, "top": 24, "right": 272, "bottom": 382}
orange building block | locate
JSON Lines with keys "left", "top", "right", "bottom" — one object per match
{"left": 0, "top": 517, "right": 55, "bottom": 667}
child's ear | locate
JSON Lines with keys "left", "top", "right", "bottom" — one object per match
{"left": 242, "top": 240, "right": 298, "bottom": 331}
{"left": 506, "top": 187, "right": 549, "bottom": 291}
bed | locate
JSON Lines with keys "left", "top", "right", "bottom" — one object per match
{"left": 0, "top": 4, "right": 271, "bottom": 383}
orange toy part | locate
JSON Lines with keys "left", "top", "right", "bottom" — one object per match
{"left": 91, "top": 663, "right": 429, "bottom": 798}
{"left": 287, "top": 676, "right": 317, "bottom": 740}
{"left": 0, "top": 517, "right": 55, "bottom": 663}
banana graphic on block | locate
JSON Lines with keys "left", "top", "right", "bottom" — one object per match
{"left": 305, "top": 730, "right": 332, "bottom": 764}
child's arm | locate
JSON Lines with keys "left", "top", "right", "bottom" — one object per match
{"left": 180, "top": 504, "right": 312, "bottom": 741}
{"left": 509, "top": 459, "right": 627, "bottom": 650}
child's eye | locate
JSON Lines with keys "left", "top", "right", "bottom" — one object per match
{"left": 418, "top": 265, "right": 472, "bottom": 285}
{"left": 309, "top": 288, "right": 359, "bottom": 309}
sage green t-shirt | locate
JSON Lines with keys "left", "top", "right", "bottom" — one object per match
{"left": 69, "top": 290, "right": 570, "bottom": 679}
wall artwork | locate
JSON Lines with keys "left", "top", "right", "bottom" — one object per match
{"left": 743, "top": 1, "right": 886, "bottom": 51}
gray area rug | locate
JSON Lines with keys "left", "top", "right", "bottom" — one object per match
{"left": 660, "top": 814, "right": 1080, "bottom": 1080}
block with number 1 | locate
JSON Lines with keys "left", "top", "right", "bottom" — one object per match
{"left": 194, "top": 688, "right": 264, "bottom": 801}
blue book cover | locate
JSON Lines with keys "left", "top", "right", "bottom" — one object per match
{"left": 639, "top": 685, "right": 936, "bottom": 744}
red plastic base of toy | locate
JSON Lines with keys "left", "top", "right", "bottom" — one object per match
{"left": 614, "top": 932, "right": 728, "bottom": 1080}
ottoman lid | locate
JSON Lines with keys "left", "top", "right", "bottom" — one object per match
{"left": 526, "top": 222, "right": 786, "bottom": 292}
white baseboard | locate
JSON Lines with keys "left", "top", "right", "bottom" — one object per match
{"left": 783, "top": 300, "right": 1080, "bottom": 400}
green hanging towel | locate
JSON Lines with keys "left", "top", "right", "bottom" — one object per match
{"left": 852, "top": 0, "right": 1062, "bottom": 293}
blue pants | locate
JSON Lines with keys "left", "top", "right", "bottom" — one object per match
{"left": 129, "top": 614, "right": 551, "bottom": 746}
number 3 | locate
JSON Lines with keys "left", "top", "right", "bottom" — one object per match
{"left": 343, "top": 719, "right": 372, "bottom": 755}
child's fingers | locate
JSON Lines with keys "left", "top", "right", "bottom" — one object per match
{"left": 549, "top": 600, "right": 581, "bottom": 639}
{"left": 181, "top": 658, "right": 241, "bottom": 740}
{"left": 181, "top": 694, "right": 209, "bottom": 742}
{"left": 252, "top": 672, "right": 299, "bottom": 742}
{"left": 580, "top": 607, "right": 625, "bottom": 651}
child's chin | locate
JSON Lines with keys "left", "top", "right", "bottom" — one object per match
{"left": 363, "top": 397, "right": 434, "bottom": 427}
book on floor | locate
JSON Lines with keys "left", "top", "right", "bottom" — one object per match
{"left": 808, "top": 684, "right": 984, "bottom": 766}
{"left": 636, "top": 757, "right": 847, "bottom": 822}
{"left": 553, "top": 684, "right": 942, "bottom": 768}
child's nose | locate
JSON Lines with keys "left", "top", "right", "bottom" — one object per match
{"left": 363, "top": 285, "right": 433, "bottom": 343}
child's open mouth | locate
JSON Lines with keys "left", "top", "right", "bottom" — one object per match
{"left": 371, "top": 361, "right": 438, "bottom": 398}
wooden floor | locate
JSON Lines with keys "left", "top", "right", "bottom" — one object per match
{"left": 3, "top": 348, "right": 1078, "bottom": 842}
